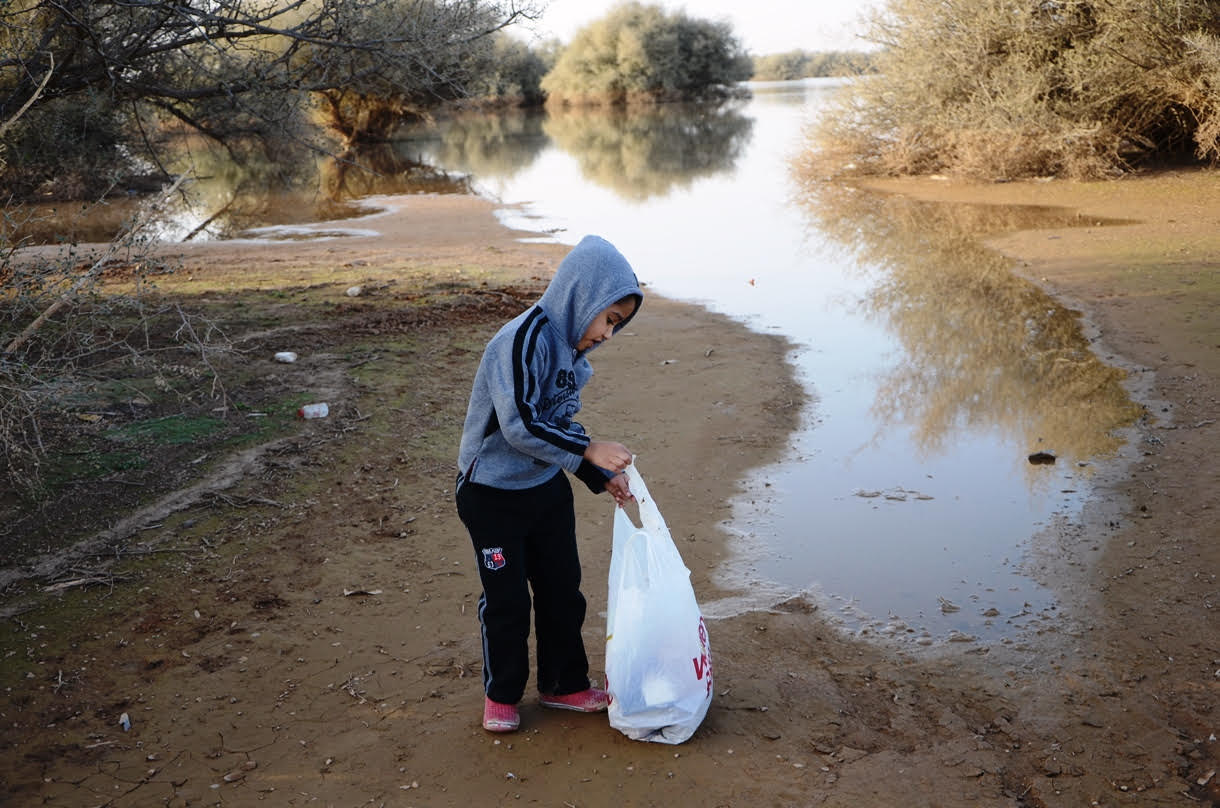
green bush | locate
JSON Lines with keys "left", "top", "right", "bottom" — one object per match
{"left": 310, "top": 0, "right": 504, "bottom": 144}
{"left": 541, "top": 2, "right": 752, "bottom": 105}
{"left": 804, "top": 0, "right": 1220, "bottom": 179}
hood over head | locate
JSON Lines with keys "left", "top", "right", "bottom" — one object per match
{"left": 538, "top": 235, "right": 642, "bottom": 352}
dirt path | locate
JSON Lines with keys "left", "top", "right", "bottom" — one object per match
{"left": 1, "top": 175, "right": 1217, "bottom": 807}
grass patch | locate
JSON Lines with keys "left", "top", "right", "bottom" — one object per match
{"left": 44, "top": 448, "right": 147, "bottom": 486}
{"left": 105, "top": 414, "right": 226, "bottom": 446}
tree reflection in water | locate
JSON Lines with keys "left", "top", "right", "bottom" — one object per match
{"left": 544, "top": 102, "right": 752, "bottom": 200}
{"left": 322, "top": 142, "right": 473, "bottom": 200}
{"left": 395, "top": 109, "right": 550, "bottom": 183}
{"left": 149, "top": 135, "right": 372, "bottom": 241}
{"left": 10, "top": 100, "right": 753, "bottom": 245}
{"left": 397, "top": 101, "right": 753, "bottom": 201}
{"left": 796, "top": 183, "right": 1142, "bottom": 474}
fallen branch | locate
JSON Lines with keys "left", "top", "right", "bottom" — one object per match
{"left": 0, "top": 53, "right": 54, "bottom": 142}
{"left": 43, "top": 576, "right": 116, "bottom": 593}
{"left": 2, "top": 175, "right": 186, "bottom": 357}
{"left": 2, "top": 248, "right": 120, "bottom": 356}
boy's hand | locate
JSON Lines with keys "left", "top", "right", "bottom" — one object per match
{"left": 584, "top": 440, "right": 632, "bottom": 473}
{"left": 604, "top": 473, "right": 634, "bottom": 507}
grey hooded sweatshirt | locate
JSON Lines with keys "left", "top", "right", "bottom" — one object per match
{"left": 456, "top": 235, "right": 642, "bottom": 492}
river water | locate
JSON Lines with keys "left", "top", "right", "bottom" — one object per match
{"left": 396, "top": 79, "right": 1139, "bottom": 644}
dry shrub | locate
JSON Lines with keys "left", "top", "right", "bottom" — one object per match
{"left": 804, "top": 0, "right": 1220, "bottom": 180}
{"left": 0, "top": 181, "right": 236, "bottom": 501}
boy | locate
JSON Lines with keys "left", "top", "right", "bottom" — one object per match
{"left": 455, "top": 235, "right": 643, "bottom": 733}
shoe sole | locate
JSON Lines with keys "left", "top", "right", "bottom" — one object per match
{"left": 483, "top": 719, "right": 519, "bottom": 732}
{"left": 539, "top": 700, "right": 607, "bottom": 713}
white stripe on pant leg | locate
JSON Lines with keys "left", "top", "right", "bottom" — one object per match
{"left": 478, "top": 594, "right": 495, "bottom": 694}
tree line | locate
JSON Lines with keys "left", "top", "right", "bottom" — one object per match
{"left": 752, "top": 50, "right": 877, "bottom": 81}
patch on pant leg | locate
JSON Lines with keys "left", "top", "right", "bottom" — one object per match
{"left": 482, "top": 547, "right": 507, "bottom": 571}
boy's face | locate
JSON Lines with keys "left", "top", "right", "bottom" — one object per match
{"left": 576, "top": 299, "right": 636, "bottom": 352}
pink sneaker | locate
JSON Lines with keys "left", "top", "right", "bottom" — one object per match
{"left": 539, "top": 687, "right": 609, "bottom": 713}
{"left": 483, "top": 697, "right": 520, "bottom": 732}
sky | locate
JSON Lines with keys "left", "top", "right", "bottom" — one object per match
{"left": 522, "top": 0, "right": 884, "bottom": 54}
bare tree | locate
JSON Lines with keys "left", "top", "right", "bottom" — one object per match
{"left": 0, "top": 0, "right": 540, "bottom": 152}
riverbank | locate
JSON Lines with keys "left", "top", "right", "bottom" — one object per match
{"left": 1, "top": 173, "right": 1217, "bottom": 806}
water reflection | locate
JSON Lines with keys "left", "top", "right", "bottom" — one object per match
{"left": 394, "top": 110, "right": 551, "bottom": 182}
{"left": 717, "top": 182, "right": 1147, "bottom": 640}
{"left": 542, "top": 103, "right": 752, "bottom": 200}
{"left": 3, "top": 197, "right": 148, "bottom": 248}
{"left": 398, "top": 103, "right": 753, "bottom": 201}
{"left": 322, "top": 143, "right": 474, "bottom": 200}
{"left": 6, "top": 137, "right": 473, "bottom": 246}
{"left": 9, "top": 99, "right": 752, "bottom": 246}
{"left": 168, "top": 138, "right": 472, "bottom": 240}
{"left": 798, "top": 184, "right": 1142, "bottom": 472}
{"left": 162, "top": 137, "right": 358, "bottom": 241}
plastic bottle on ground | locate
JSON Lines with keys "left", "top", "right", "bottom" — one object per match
{"left": 298, "top": 403, "right": 329, "bottom": 419}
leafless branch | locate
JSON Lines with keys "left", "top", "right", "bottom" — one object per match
{"left": 2, "top": 175, "right": 186, "bottom": 357}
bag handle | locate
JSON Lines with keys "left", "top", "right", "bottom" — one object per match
{"left": 623, "top": 464, "right": 669, "bottom": 540}
{"left": 619, "top": 464, "right": 688, "bottom": 576}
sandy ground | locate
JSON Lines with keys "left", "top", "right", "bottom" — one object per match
{"left": 1, "top": 173, "right": 1218, "bottom": 807}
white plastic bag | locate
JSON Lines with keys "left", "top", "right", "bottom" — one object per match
{"left": 605, "top": 464, "right": 712, "bottom": 744}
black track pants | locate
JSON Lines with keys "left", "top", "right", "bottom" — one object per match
{"left": 456, "top": 471, "right": 591, "bottom": 705}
